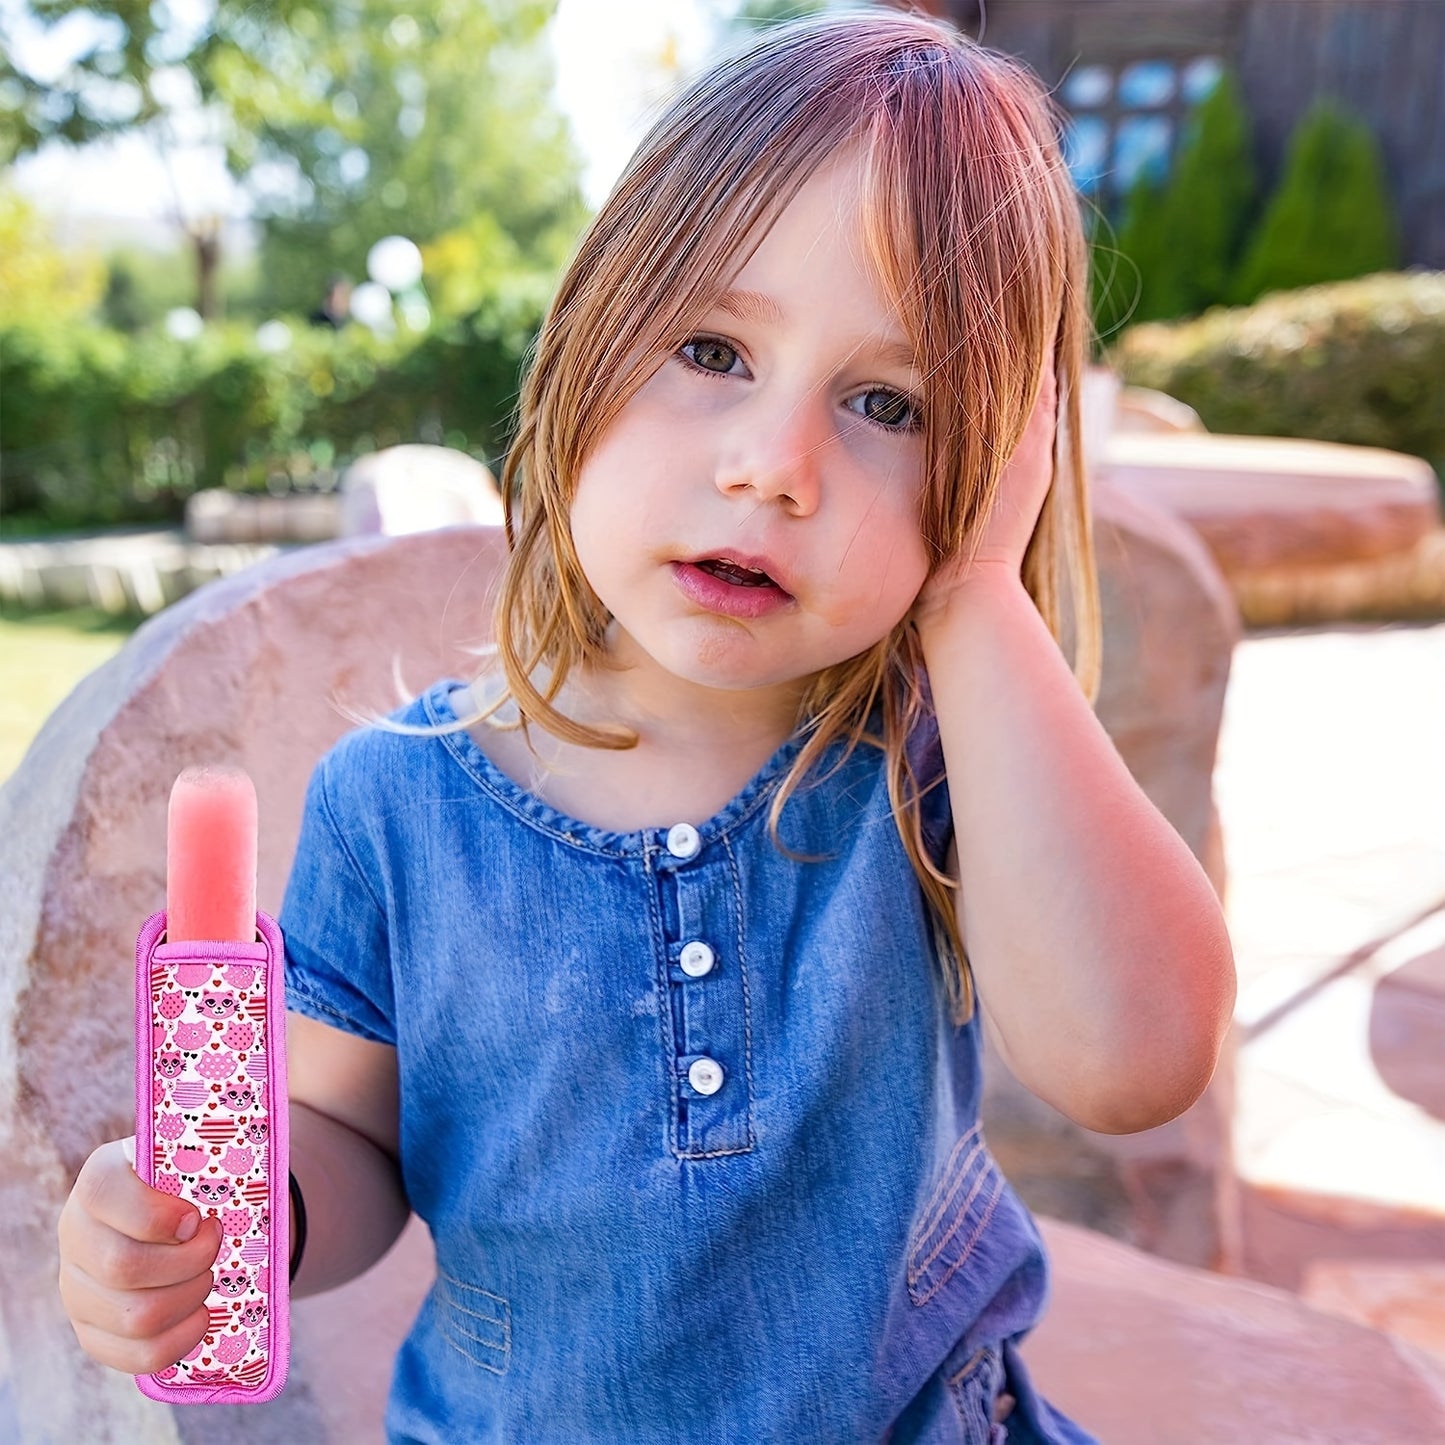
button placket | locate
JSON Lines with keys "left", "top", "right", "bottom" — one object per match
{"left": 661, "top": 833, "right": 752, "bottom": 1158}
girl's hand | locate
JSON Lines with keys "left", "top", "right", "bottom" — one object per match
{"left": 57, "top": 1136, "right": 225, "bottom": 1376}
{"left": 913, "top": 357, "right": 1058, "bottom": 627}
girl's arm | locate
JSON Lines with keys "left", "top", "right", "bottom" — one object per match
{"left": 287, "top": 1014, "right": 411, "bottom": 1296}
{"left": 914, "top": 370, "right": 1235, "bottom": 1136}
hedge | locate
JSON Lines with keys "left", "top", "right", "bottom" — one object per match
{"left": 0, "top": 272, "right": 550, "bottom": 530}
{"left": 1110, "top": 271, "right": 1445, "bottom": 482}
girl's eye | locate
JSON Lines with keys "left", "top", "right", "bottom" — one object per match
{"left": 673, "top": 336, "right": 913, "bottom": 427}
{"left": 679, "top": 336, "right": 745, "bottom": 375}
{"left": 843, "top": 387, "right": 924, "bottom": 430}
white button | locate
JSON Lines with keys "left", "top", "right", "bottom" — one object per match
{"left": 688, "top": 1057, "right": 725, "bottom": 1096}
{"left": 665, "top": 822, "right": 701, "bottom": 859}
{"left": 679, "top": 941, "right": 716, "bottom": 978}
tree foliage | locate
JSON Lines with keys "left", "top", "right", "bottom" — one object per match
{"left": 233, "top": 1, "right": 590, "bottom": 313}
{"left": 1102, "top": 71, "right": 1256, "bottom": 329}
{"left": 0, "top": 187, "right": 106, "bottom": 327}
{"left": 0, "top": 0, "right": 174, "bottom": 163}
{"left": 1232, "top": 99, "right": 1398, "bottom": 305}
{"left": 0, "top": 0, "right": 589, "bottom": 315}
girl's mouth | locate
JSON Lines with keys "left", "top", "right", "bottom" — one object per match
{"left": 671, "top": 559, "right": 794, "bottom": 619}
{"left": 693, "top": 558, "right": 779, "bottom": 589}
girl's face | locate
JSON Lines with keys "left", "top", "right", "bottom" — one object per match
{"left": 570, "top": 149, "right": 931, "bottom": 706}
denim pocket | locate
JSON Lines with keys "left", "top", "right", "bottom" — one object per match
{"left": 435, "top": 1269, "right": 512, "bottom": 1377}
{"left": 906, "top": 1124, "right": 1006, "bottom": 1308}
{"left": 946, "top": 1343, "right": 1007, "bottom": 1445}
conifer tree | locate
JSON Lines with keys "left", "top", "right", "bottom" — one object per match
{"left": 1109, "top": 70, "right": 1255, "bottom": 324}
{"left": 1232, "top": 100, "right": 1398, "bottom": 304}
{"left": 1159, "top": 72, "right": 1256, "bottom": 314}
{"left": 1092, "top": 175, "right": 1165, "bottom": 338}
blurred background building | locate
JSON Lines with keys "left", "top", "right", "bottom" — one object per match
{"left": 925, "top": 0, "right": 1444, "bottom": 267}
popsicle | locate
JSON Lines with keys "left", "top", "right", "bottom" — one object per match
{"left": 135, "top": 760, "right": 290, "bottom": 1404}
{"left": 166, "top": 765, "right": 258, "bottom": 942}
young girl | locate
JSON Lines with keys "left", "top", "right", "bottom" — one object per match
{"left": 58, "top": 9, "right": 1234, "bottom": 1441}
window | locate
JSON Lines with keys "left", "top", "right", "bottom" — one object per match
{"left": 1061, "top": 54, "right": 1222, "bottom": 208}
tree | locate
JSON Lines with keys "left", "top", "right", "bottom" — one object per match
{"left": 233, "top": 1, "right": 590, "bottom": 315}
{"left": 1109, "top": 70, "right": 1256, "bottom": 325}
{"left": 0, "top": 0, "right": 589, "bottom": 318}
{"left": 1232, "top": 99, "right": 1398, "bottom": 305}
{"left": 0, "top": 187, "right": 106, "bottom": 327}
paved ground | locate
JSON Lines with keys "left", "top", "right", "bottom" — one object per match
{"left": 1215, "top": 620, "right": 1445, "bottom": 1354}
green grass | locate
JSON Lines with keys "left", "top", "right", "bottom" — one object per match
{"left": 0, "top": 606, "right": 141, "bottom": 785}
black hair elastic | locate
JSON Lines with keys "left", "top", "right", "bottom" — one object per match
{"left": 288, "top": 1170, "right": 308, "bottom": 1283}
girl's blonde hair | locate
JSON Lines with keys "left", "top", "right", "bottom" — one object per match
{"left": 420, "top": 6, "right": 1099, "bottom": 1021}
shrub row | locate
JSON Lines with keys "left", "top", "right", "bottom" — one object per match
{"left": 8, "top": 269, "right": 1443, "bottom": 531}
{"left": 0, "top": 272, "right": 551, "bottom": 530}
{"left": 1110, "top": 271, "right": 1445, "bottom": 481}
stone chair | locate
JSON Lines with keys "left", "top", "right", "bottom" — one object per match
{"left": 1, "top": 527, "right": 508, "bottom": 1444}
{"left": 10, "top": 496, "right": 1437, "bottom": 1441}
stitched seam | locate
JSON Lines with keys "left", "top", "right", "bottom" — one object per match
{"left": 947, "top": 1345, "right": 1001, "bottom": 1444}
{"left": 437, "top": 1269, "right": 511, "bottom": 1374}
{"left": 448, "top": 1318, "right": 508, "bottom": 1347}
{"left": 947, "top": 1346, "right": 991, "bottom": 1389}
{"left": 441, "top": 1331, "right": 508, "bottom": 1375}
{"left": 910, "top": 1126, "right": 983, "bottom": 1249}
{"left": 648, "top": 849, "right": 684, "bottom": 1162}
{"left": 722, "top": 832, "right": 757, "bottom": 1152}
{"left": 316, "top": 759, "right": 389, "bottom": 919}
{"left": 435, "top": 717, "right": 796, "bottom": 857}
{"left": 913, "top": 1125, "right": 982, "bottom": 1243}
{"left": 911, "top": 1148, "right": 991, "bottom": 1282}
{"left": 437, "top": 1270, "right": 509, "bottom": 1318}
{"left": 441, "top": 1297, "right": 509, "bottom": 1332}
{"left": 910, "top": 1170, "right": 1004, "bottom": 1306}
{"left": 283, "top": 983, "right": 393, "bottom": 1046}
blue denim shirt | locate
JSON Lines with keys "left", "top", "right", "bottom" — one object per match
{"left": 280, "top": 679, "right": 1097, "bottom": 1444}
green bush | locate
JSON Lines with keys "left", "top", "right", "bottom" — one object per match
{"left": 1111, "top": 271, "right": 1445, "bottom": 480}
{"left": 0, "top": 274, "right": 548, "bottom": 530}
{"left": 1232, "top": 101, "right": 1398, "bottom": 305}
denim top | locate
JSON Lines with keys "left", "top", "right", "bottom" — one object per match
{"left": 280, "top": 679, "right": 1097, "bottom": 1445}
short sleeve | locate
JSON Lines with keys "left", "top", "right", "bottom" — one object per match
{"left": 279, "top": 752, "right": 395, "bottom": 1046}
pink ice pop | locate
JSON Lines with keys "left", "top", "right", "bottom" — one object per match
{"left": 166, "top": 765, "right": 258, "bottom": 943}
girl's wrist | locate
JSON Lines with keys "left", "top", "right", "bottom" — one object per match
{"left": 288, "top": 1169, "right": 307, "bottom": 1284}
{"left": 913, "top": 560, "right": 1029, "bottom": 648}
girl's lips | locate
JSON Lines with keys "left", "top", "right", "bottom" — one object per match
{"left": 679, "top": 549, "right": 793, "bottom": 595}
{"left": 671, "top": 561, "right": 795, "bottom": 619}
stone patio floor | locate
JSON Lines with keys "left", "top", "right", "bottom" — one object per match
{"left": 1215, "top": 619, "right": 1445, "bottom": 1357}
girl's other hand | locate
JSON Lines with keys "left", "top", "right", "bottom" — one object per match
{"left": 913, "top": 357, "right": 1058, "bottom": 627}
{"left": 57, "top": 1136, "right": 224, "bottom": 1376}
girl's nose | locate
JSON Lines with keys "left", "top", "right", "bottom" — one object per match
{"left": 714, "top": 394, "right": 828, "bottom": 516}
